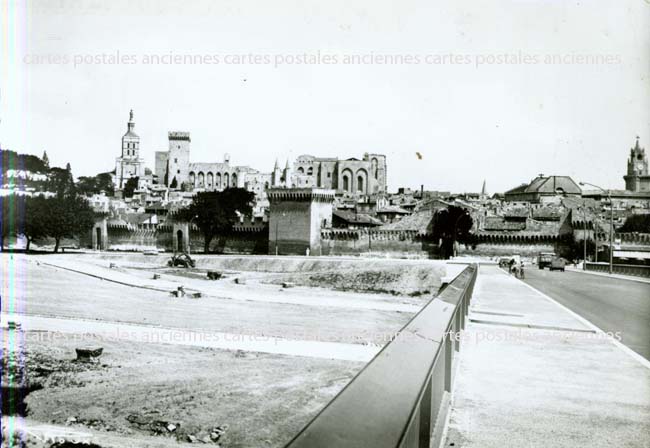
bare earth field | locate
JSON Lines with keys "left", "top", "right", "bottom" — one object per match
{"left": 1, "top": 253, "right": 455, "bottom": 447}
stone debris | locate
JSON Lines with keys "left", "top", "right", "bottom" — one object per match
{"left": 207, "top": 271, "right": 223, "bottom": 280}
{"left": 75, "top": 346, "right": 104, "bottom": 363}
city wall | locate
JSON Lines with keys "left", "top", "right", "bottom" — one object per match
{"left": 320, "top": 229, "right": 438, "bottom": 258}
{"left": 457, "top": 242, "right": 556, "bottom": 258}
{"left": 81, "top": 224, "right": 267, "bottom": 254}
{"left": 78, "top": 222, "right": 577, "bottom": 259}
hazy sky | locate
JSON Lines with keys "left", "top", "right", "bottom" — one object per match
{"left": 2, "top": 0, "right": 649, "bottom": 193}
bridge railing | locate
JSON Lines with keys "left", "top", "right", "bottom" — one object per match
{"left": 284, "top": 264, "right": 478, "bottom": 448}
{"left": 585, "top": 262, "right": 650, "bottom": 278}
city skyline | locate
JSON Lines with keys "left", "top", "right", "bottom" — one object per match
{"left": 3, "top": 107, "right": 647, "bottom": 195}
{"left": 2, "top": 0, "right": 649, "bottom": 193}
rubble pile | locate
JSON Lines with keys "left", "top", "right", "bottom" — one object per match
{"left": 125, "top": 410, "right": 229, "bottom": 444}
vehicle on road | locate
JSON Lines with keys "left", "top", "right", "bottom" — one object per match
{"left": 549, "top": 257, "right": 566, "bottom": 272}
{"left": 498, "top": 257, "right": 511, "bottom": 268}
{"left": 537, "top": 252, "right": 555, "bottom": 270}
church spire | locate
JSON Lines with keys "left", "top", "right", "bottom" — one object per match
{"left": 635, "top": 135, "right": 641, "bottom": 150}
{"left": 284, "top": 159, "right": 290, "bottom": 170}
{"left": 274, "top": 159, "right": 279, "bottom": 170}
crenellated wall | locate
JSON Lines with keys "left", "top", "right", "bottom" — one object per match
{"left": 320, "top": 229, "right": 439, "bottom": 258}
{"left": 81, "top": 223, "right": 267, "bottom": 254}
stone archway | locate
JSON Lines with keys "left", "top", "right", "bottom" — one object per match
{"left": 356, "top": 168, "right": 368, "bottom": 194}
{"left": 177, "top": 229, "right": 184, "bottom": 252}
{"left": 95, "top": 228, "right": 102, "bottom": 250}
{"left": 341, "top": 168, "right": 353, "bottom": 192}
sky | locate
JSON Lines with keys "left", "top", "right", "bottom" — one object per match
{"left": 1, "top": 0, "right": 649, "bottom": 193}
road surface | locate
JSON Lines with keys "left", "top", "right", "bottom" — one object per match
{"left": 523, "top": 267, "right": 650, "bottom": 361}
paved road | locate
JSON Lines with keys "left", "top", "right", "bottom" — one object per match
{"left": 523, "top": 268, "right": 650, "bottom": 360}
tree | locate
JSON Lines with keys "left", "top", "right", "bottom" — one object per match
{"left": 560, "top": 234, "right": 597, "bottom": 263}
{"left": 42, "top": 151, "right": 50, "bottom": 168}
{"left": 619, "top": 214, "right": 650, "bottom": 233}
{"left": 47, "top": 167, "right": 75, "bottom": 198}
{"left": 123, "top": 176, "right": 139, "bottom": 198}
{"left": 96, "top": 173, "right": 115, "bottom": 196}
{"left": 178, "top": 188, "right": 255, "bottom": 253}
{"left": 76, "top": 173, "right": 115, "bottom": 197}
{"left": 0, "top": 195, "right": 25, "bottom": 252}
{"left": 432, "top": 205, "right": 475, "bottom": 259}
{"left": 23, "top": 195, "right": 50, "bottom": 251}
{"left": 46, "top": 195, "right": 96, "bottom": 253}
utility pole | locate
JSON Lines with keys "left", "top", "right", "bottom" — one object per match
{"left": 579, "top": 182, "right": 614, "bottom": 275}
{"left": 608, "top": 192, "right": 614, "bottom": 275}
{"left": 594, "top": 215, "right": 598, "bottom": 263}
{"left": 582, "top": 204, "right": 587, "bottom": 270}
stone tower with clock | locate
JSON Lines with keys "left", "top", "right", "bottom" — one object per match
{"left": 624, "top": 137, "right": 650, "bottom": 192}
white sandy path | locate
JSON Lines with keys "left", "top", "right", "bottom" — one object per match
{"left": 2, "top": 313, "right": 380, "bottom": 362}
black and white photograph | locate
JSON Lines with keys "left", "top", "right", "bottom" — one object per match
{"left": 1, "top": 0, "right": 649, "bottom": 447}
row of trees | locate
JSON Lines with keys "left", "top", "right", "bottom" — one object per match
{"left": 1, "top": 194, "right": 96, "bottom": 253}
{"left": 1, "top": 148, "right": 116, "bottom": 198}
{"left": 1, "top": 160, "right": 97, "bottom": 252}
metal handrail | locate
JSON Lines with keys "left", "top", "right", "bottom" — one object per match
{"left": 284, "top": 264, "right": 478, "bottom": 448}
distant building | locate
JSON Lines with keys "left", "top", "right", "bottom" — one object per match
{"left": 504, "top": 175, "right": 582, "bottom": 203}
{"left": 291, "top": 153, "right": 387, "bottom": 196}
{"left": 332, "top": 209, "right": 383, "bottom": 229}
{"left": 154, "top": 132, "right": 278, "bottom": 214}
{"left": 624, "top": 137, "right": 650, "bottom": 193}
{"left": 114, "top": 110, "right": 145, "bottom": 189}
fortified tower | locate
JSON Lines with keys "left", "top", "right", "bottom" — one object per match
{"left": 166, "top": 132, "right": 191, "bottom": 189}
{"left": 267, "top": 188, "right": 334, "bottom": 255}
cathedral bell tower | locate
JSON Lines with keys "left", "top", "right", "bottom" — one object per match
{"left": 114, "top": 109, "right": 144, "bottom": 189}
{"left": 624, "top": 136, "right": 650, "bottom": 192}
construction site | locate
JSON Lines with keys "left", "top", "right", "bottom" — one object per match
{"left": 2, "top": 252, "right": 461, "bottom": 447}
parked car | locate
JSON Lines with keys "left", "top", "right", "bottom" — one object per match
{"left": 549, "top": 257, "right": 566, "bottom": 272}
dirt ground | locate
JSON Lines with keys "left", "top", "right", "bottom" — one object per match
{"left": 3, "top": 330, "right": 361, "bottom": 448}
{"left": 1, "top": 253, "right": 453, "bottom": 447}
